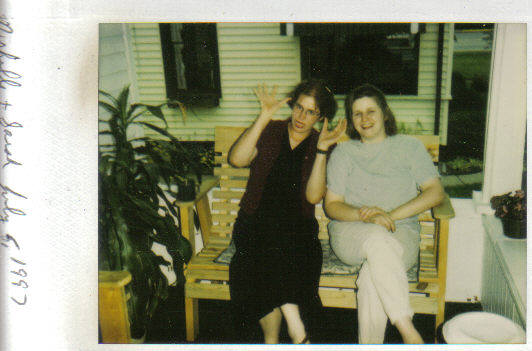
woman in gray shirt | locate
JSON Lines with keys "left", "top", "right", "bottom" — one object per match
{"left": 323, "top": 84, "right": 444, "bottom": 344}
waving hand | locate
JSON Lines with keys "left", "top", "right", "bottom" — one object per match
{"left": 317, "top": 118, "right": 347, "bottom": 151}
{"left": 253, "top": 84, "right": 291, "bottom": 121}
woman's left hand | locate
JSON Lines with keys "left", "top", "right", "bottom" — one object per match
{"left": 317, "top": 119, "right": 347, "bottom": 152}
{"left": 359, "top": 206, "right": 387, "bottom": 222}
{"left": 369, "top": 212, "right": 396, "bottom": 232}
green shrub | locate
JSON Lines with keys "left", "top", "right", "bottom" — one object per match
{"left": 444, "top": 156, "right": 483, "bottom": 175}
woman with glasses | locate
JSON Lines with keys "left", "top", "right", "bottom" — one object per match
{"left": 228, "top": 80, "right": 346, "bottom": 344}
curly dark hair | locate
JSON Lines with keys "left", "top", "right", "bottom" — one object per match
{"left": 344, "top": 83, "right": 398, "bottom": 140}
{"left": 287, "top": 79, "right": 337, "bottom": 122}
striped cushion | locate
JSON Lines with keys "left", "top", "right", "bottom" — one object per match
{"left": 214, "top": 239, "right": 418, "bottom": 281}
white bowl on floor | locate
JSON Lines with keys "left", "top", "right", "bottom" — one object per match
{"left": 442, "top": 311, "right": 525, "bottom": 344}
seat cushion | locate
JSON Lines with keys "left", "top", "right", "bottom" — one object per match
{"left": 213, "top": 240, "right": 236, "bottom": 265}
{"left": 214, "top": 239, "right": 419, "bottom": 281}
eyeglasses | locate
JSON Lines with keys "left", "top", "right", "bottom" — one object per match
{"left": 293, "top": 103, "right": 320, "bottom": 118}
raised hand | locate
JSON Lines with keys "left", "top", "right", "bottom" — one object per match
{"left": 317, "top": 118, "right": 347, "bottom": 151}
{"left": 253, "top": 84, "right": 291, "bottom": 120}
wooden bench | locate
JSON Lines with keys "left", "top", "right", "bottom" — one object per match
{"left": 183, "top": 125, "right": 455, "bottom": 342}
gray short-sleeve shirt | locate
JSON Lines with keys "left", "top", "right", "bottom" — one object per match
{"left": 327, "top": 135, "right": 439, "bottom": 224}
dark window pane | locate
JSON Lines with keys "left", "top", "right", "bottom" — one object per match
{"left": 297, "top": 23, "right": 420, "bottom": 95}
{"left": 160, "top": 23, "right": 221, "bottom": 107}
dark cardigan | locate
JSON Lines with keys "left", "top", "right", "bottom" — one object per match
{"left": 237, "top": 119, "right": 322, "bottom": 219}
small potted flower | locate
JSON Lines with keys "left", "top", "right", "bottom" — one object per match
{"left": 490, "top": 190, "right": 527, "bottom": 239}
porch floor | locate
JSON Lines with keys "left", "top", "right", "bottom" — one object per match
{"left": 144, "top": 286, "right": 482, "bottom": 344}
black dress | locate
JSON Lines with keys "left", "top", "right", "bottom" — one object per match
{"left": 229, "top": 129, "right": 323, "bottom": 325}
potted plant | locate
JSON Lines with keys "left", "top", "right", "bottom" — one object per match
{"left": 141, "top": 138, "right": 203, "bottom": 202}
{"left": 98, "top": 86, "right": 194, "bottom": 340}
{"left": 490, "top": 190, "right": 527, "bottom": 239}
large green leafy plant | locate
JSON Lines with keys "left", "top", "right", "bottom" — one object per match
{"left": 98, "top": 86, "right": 194, "bottom": 338}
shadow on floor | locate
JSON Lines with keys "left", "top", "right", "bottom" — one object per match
{"left": 145, "top": 285, "right": 482, "bottom": 344}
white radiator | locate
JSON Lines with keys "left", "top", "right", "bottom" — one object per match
{"left": 481, "top": 216, "right": 526, "bottom": 328}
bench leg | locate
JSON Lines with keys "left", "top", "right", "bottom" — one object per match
{"left": 185, "top": 297, "right": 199, "bottom": 342}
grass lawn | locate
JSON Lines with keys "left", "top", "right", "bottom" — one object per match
{"left": 453, "top": 52, "right": 492, "bottom": 79}
{"left": 444, "top": 183, "right": 482, "bottom": 198}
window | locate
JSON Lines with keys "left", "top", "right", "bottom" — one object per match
{"left": 159, "top": 23, "right": 221, "bottom": 107}
{"left": 293, "top": 23, "right": 421, "bottom": 95}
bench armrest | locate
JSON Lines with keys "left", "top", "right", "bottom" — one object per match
{"left": 196, "top": 176, "right": 220, "bottom": 202}
{"left": 432, "top": 194, "right": 455, "bottom": 220}
{"left": 177, "top": 176, "right": 220, "bottom": 255}
{"left": 174, "top": 176, "right": 220, "bottom": 207}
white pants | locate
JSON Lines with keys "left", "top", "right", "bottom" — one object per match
{"left": 328, "top": 221, "right": 420, "bottom": 344}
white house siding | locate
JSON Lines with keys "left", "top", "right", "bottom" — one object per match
{"left": 129, "top": 23, "right": 453, "bottom": 142}
{"left": 99, "top": 23, "right": 139, "bottom": 102}
{"left": 99, "top": 23, "right": 143, "bottom": 145}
